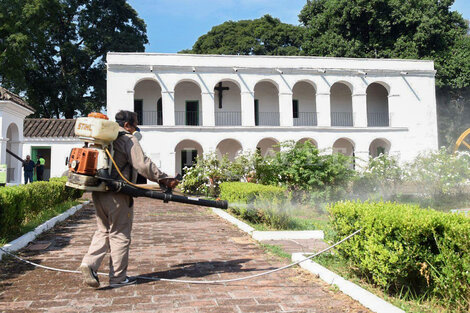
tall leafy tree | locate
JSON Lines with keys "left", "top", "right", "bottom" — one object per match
{"left": 0, "top": 0, "right": 148, "bottom": 118}
{"left": 299, "top": 0, "right": 470, "bottom": 146}
{"left": 181, "top": 15, "right": 303, "bottom": 56}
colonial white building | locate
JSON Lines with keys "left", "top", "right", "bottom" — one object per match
{"left": 0, "top": 53, "right": 438, "bottom": 184}
{"left": 107, "top": 53, "right": 438, "bottom": 176}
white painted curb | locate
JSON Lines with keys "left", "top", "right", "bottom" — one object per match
{"left": 211, "top": 208, "right": 324, "bottom": 240}
{"left": 292, "top": 253, "right": 405, "bottom": 313}
{"left": 0, "top": 201, "right": 90, "bottom": 261}
{"left": 211, "top": 208, "right": 255, "bottom": 234}
{"left": 252, "top": 230, "right": 324, "bottom": 241}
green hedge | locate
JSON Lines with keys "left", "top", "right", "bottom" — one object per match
{"left": 220, "top": 182, "right": 294, "bottom": 229}
{"left": 329, "top": 201, "right": 470, "bottom": 311}
{"left": 0, "top": 177, "right": 83, "bottom": 237}
{"left": 220, "top": 181, "right": 288, "bottom": 204}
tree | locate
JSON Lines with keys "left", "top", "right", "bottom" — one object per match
{"left": 0, "top": 0, "right": 148, "bottom": 118}
{"left": 299, "top": 0, "right": 470, "bottom": 147}
{"left": 182, "top": 15, "right": 303, "bottom": 56}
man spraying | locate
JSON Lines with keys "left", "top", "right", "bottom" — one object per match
{"left": 79, "top": 110, "right": 178, "bottom": 288}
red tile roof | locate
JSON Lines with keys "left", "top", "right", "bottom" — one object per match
{"left": 24, "top": 119, "right": 76, "bottom": 138}
{"left": 0, "top": 87, "right": 35, "bottom": 112}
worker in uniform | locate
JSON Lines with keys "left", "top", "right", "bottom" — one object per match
{"left": 79, "top": 110, "right": 178, "bottom": 288}
{"left": 36, "top": 155, "right": 45, "bottom": 181}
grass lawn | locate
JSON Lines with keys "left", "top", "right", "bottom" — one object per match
{"left": 0, "top": 199, "right": 83, "bottom": 246}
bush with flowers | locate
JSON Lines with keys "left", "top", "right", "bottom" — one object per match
{"left": 180, "top": 152, "right": 256, "bottom": 197}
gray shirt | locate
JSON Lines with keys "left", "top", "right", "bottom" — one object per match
{"left": 111, "top": 127, "right": 168, "bottom": 183}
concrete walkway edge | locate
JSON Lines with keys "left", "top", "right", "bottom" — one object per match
{"left": 0, "top": 200, "right": 90, "bottom": 261}
{"left": 292, "top": 253, "right": 405, "bottom": 313}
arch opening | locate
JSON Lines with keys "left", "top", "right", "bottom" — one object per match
{"left": 332, "top": 138, "right": 355, "bottom": 169}
{"left": 214, "top": 80, "right": 241, "bottom": 126}
{"left": 216, "top": 139, "right": 243, "bottom": 161}
{"left": 6, "top": 123, "right": 20, "bottom": 183}
{"left": 367, "top": 83, "right": 389, "bottom": 127}
{"left": 256, "top": 138, "right": 280, "bottom": 157}
{"left": 293, "top": 81, "right": 317, "bottom": 126}
{"left": 369, "top": 138, "right": 391, "bottom": 158}
{"left": 175, "top": 139, "right": 203, "bottom": 175}
{"left": 134, "top": 79, "right": 163, "bottom": 125}
{"left": 297, "top": 137, "right": 318, "bottom": 148}
{"left": 254, "top": 81, "right": 279, "bottom": 126}
{"left": 330, "top": 82, "right": 353, "bottom": 127}
{"left": 175, "top": 81, "right": 202, "bottom": 126}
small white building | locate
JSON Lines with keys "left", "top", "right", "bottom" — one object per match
{"left": 107, "top": 53, "right": 438, "bottom": 176}
{"left": 0, "top": 87, "right": 35, "bottom": 184}
{"left": 22, "top": 119, "right": 82, "bottom": 180}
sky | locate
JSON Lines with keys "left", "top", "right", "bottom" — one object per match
{"left": 127, "top": 0, "right": 470, "bottom": 53}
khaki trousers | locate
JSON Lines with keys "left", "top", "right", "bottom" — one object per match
{"left": 82, "top": 191, "right": 134, "bottom": 284}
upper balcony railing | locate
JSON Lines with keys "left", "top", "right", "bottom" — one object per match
{"left": 135, "top": 109, "right": 391, "bottom": 128}
{"left": 176, "top": 111, "right": 200, "bottom": 126}
{"left": 256, "top": 112, "right": 280, "bottom": 126}
{"left": 367, "top": 112, "right": 390, "bottom": 127}
{"left": 331, "top": 112, "right": 353, "bottom": 127}
{"left": 139, "top": 111, "right": 163, "bottom": 125}
{"left": 215, "top": 112, "right": 242, "bottom": 126}
{"left": 294, "top": 112, "right": 318, "bottom": 126}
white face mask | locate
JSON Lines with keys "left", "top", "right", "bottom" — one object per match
{"left": 133, "top": 130, "right": 142, "bottom": 141}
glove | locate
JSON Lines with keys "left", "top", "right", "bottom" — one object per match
{"left": 158, "top": 177, "right": 179, "bottom": 190}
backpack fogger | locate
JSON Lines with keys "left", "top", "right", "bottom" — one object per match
{"left": 66, "top": 113, "right": 228, "bottom": 210}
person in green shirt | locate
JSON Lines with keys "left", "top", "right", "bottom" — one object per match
{"left": 36, "top": 156, "right": 45, "bottom": 181}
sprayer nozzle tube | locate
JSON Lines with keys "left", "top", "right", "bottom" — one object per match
{"left": 100, "top": 176, "right": 228, "bottom": 210}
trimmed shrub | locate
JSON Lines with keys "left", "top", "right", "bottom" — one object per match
{"left": 329, "top": 201, "right": 470, "bottom": 311}
{"left": 220, "top": 182, "right": 293, "bottom": 229}
{"left": 220, "top": 181, "right": 288, "bottom": 204}
{"left": 0, "top": 177, "right": 83, "bottom": 238}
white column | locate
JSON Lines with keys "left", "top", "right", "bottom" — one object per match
{"left": 161, "top": 91, "right": 175, "bottom": 126}
{"left": 316, "top": 93, "right": 331, "bottom": 127}
{"left": 0, "top": 137, "right": 6, "bottom": 164}
{"left": 168, "top": 151, "right": 176, "bottom": 176}
{"left": 352, "top": 93, "right": 367, "bottom": 127}
{"left": 354, "top": 151, "right": 370, "bottom": 170}
{"left": 201, "top": 92, "right": 215, "bottom": 126}
{"left": 279, "top": 92, "right": 293, "bottom": 127}
{"left": 388, "top": 94, "right": 400, "bottom": 127}
{"left": 241, "top": 91, "right": 255, "bottom": 126}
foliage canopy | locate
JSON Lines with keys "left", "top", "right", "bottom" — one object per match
{"left": 181, "top": 15, "right": 303, "bottom": 56}
{"left": 0, "top": 0, "right": 148, "bottom": 118}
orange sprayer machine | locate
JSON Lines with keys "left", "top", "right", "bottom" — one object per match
{"left": 66, "top": 113, "right": 119, "bottom": 192}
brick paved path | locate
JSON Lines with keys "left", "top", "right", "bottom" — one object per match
{"left": 0, "top": 197, "right": 369, "bottom": 312}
